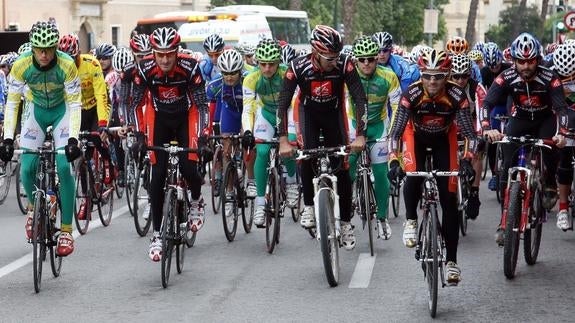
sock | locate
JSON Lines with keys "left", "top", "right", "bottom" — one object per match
{"left": 256, "top": 196, "right": 265, "bottom": 206}
{"left": 560, "top": 202, "right": 569, "bottom": 211}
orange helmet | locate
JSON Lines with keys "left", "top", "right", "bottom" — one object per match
{"left": 446, "top": 36, "right": 469, "bottom": 54}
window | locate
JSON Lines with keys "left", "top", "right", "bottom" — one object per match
{"left": 111, "top": 25, "right": 121, "bottom": 47}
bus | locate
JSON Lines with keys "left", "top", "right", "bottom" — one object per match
{"left": 134, "top": 5, "right": 311, "bottom": 51}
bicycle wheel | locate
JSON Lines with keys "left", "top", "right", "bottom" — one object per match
{"left": 504, "top": 181, "right": 522, "bottom": 279}
{"left": 125, "top": 153, "right": 137, "bottom": 216}
{"left": 495, "top": 145, "right": 504, "bottom": 204}
{"left": 210, "top": 146, "right": 222, "bottom": 214}
{"left": 357, "top": 172, "right": 375, "bottom": 256}
{"left": 221, "top": 163, "right": 239, "bottom": 242}
{"left": 524, "top": 182, "right": 543, "bottom": 265}
{"left": 318, "top": 180, "right": 339, "bottom": 287}
{"left": 425, "top": 204, "right": 439, "bottom": 318}
{"left": 481, "top": 144, "right": 489, "bottom": 180}
{"left": 49, "top": 194, "right": 62, "bottom": 278}
{"left": 0, "top": 161, "right": 12, "bottom": 204}
{"left": 161, "top": 188, "right": 176, "bottom": 288}
{"left": 459, "top": 183, "right": 469, "bottom": 236}
{"left": 391, "top": 179, "right": 401, "bottom": 218}
{"left": 32, "top": 192, "right": 46, "bottom": 293}
{"left": 175, "top": 198, "right": 186, "bottom": 274}
{"left": 95, "top": 153, "right": 114, "bottom": 227}
{"left": 133, "top": 162, "right": 152, "bottom": 237}
{"left": 291, "top": 168, "right": 302, "bottom": 222}
{"left": 74, "top": 162, "right": 91, "bottom": 235}
{"left": 265, "top": 167, "right": 281, "bottom": 254}
{"left": 15, "top": 163, "right": 27, "bottom": 215}
{"left": 241, "top": 164, "right": 254, "bottom": 233}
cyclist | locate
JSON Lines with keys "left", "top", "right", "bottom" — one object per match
{"left": 200, "top": 33, "right": 225, "bottom": 83}
{"left": 95, "top": 43, "right": 117, "bottom": 77}
{"left": 277, "top": 25, "right": 368, "bottom": 250}
{"left": 130, "top": 33, "right": 152, "bottom": 64}
{"left": 468, "top": 49, "right": 484, "bottom": 69}
{"left": 0, "top": 21, "right": 82, "bottom": 256}
{"left": 242, "top": 38, "right": 299, "bottom": 227}
{"left": 480, "top": 42, "right": 512, "bottom": 191}
{"left": 206, "top": 49, "right": 256, "bottom": 206}
{"left": 449, "top": 54, "right": 487, "bottom": 220}
{"left": 58, "top": 34, "right": 113, "bottom": 216}
{"left": 129, "top": 27, "right": 209, "bottom": 262}
{"left": 348, "top": 36, "right": 401, "bottom": 240}
{"left": 482, "top": 33, "right": 568, "bottom": 245}
{"left": 550, "top": 43, "right": 575, "bottom": 231}
{"left": 281, "top": 43, "right": 298, "bottom": 65}
{"left": 445, "top": 36, "right": 482, "bottom": 84}
{"left": 236, "top": 42, "right": 256, "bottom": 72}
{"left": 372, "top": 31, "right": 420, "bottom": 92}
{"left": 387, "top": 49, "right": 477, "bottom": 285}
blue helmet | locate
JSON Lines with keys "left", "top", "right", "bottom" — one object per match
{"left": 483, "top": 42, "right": 503, "bottom": 68}
{"left": 510, "top": 32, "right": 541, "bottom": 60}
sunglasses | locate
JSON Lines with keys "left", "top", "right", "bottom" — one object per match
{"left": 421, "top": 73, "right": 448, "bottom": 80}
{"left": 451, "top": 74, "right": 470, "bottom": 80}
{"left": 516, "top": 58, "right": 537, "bottom": 65}
{"left": 222, "top": 71, "right": 240, "bottom": 76}
{"left": 245, "top": 54, "right": 254, "bottom": 58}
{"left": 207, "top": 52, "right": 222, "bottom": 58}
{"left": 317, "top": 52, "right": 339, "bottom": 62}
{"left": 379, "top": 48, "right": 391, "bottom": 54}
{"left": 259, "top": 62, "right": 278, "bottom": 67}
{"left": 357, "top": 57, "right": 377, "bottom": 64}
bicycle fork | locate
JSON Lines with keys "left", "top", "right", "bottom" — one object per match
{"left": 313, "top": 175, "right": 340, "bottom": 243}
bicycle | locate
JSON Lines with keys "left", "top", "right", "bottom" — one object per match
{"left": 147, "top": 142, "right": 198, "bottom": 288}
{"left": 74, "top": 130, "right": 116, "bottom": 234}
{"left": 495, "top": 135, "right": 552, "bottom": 279}
{"left": 210, "top": 134, "right": 254, "bottom": 242}
{"left": 123, "top": 129, "right": 138, "bottom": 216}
{"left": 15, "top": 136, "right": 64, "bottom": 293}
{"left": 209, "top": 138, "right": 223, "bottom": 214}
{"left": 491, "top": 115, "right": 509, "bottom": 204}
{"left": 406, "top": 147, "right": 460, "bottom": 318}
{"left": 561, "top": 130, "right": 575, "bottom": 231}
{"left": 296, "top": 145, "right": 348, "bottom": 287}
{"left": 354, "top": 141, "right": 379, "bottom": 256}
{"left": 456, "top": 139, "right": 475, "bottom": 236}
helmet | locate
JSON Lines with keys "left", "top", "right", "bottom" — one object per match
{"left": 341, "top": 44, "right": 353, "bottom": 57}
{"left": 255, "top": 38, "right": 281, "bottom": 62}
{"left": 298, "top": 48, "right": 310, "bottom": 56}
{"left": 564, "top": 39, "right": 575, "bottom": 46}
{"left": 112, "top": 47, "right": 134, "bottom": 72}
{"left": 203, "top": 34, "right": 225, "bottom": 53}
{"left": 502, "top": 47, "right": 512, "bottom": 62}
{"left": 281, "top": 44, "right": 297, "bottom": 64}
{"left": 392, "top": 44, "right": 404, "bottom": 56}
{"left": 150, "top": 27, "right": 181, "bottom": 52}
{"left": 473, "top": 41, "right": 486, "bottom": 54}
{"left": 445, "top": 36, "right": 469, "bottom": 54}
{"left": 372, "top": 31, "right": 393, "bottom": 50}
{"left": 217, "top": 49, "right": 244, "bottom": 73}
{"left": 510, "top": 32, "right": 541, "bottom": 60}
{"left": 236, "top": 42, "right": 256, "bottom": 56}
{"left": 546, "top": 42, "right": 558, "bottom": 55}
{"left": 310, "top": 25, "right": 343, "bottom": 53}
{"left": 484, "top": 42, "right": 502, "bottom": 67}
{"left": 553, "top": 44, "right": 575, "bottom": 78}
{"left": 1, "top": 52, "right": 18, "bottom": 68}
{"left": 95, "top": 43, "right": 117, "bottom": 59}
{"left": 58, "top": 34, "right": 80, "bottom": 57}
{"left": 418, "top": 49, "right": 451, "bottom": 72}
{"left": 467, "top": 49, "right": 484, "bottom": 62}
{"left": 352, "top": 36, "right": 379, "bottom": 58}
{"left": 409, "top": 45, "right": 423, "bottom": 64}
{"left": 130, "top": 34, "right": 152, "bottom": 55}
{"left": 18, "top": 42, "right": 32, "bottom": 55}
{"left": 451, "top": 54, "right": 471, "bottom": 74}
{"left": 29, "top": 21, "right": 59, "bottom": 48}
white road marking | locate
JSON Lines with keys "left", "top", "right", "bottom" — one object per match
{"left": 348, "top": 253, "right": 376, "bottom": 288}
{"left": 0, "top": 204, "right": 130, "bottom": 279}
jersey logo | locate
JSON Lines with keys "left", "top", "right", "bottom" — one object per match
{"left": 402, "top": 151, "right": 413, "bottom": 166}
{"left": 518, "top": 94, "right": 541, "bottom": 107}
{"left": 23, "top": 128, "right": 38, "bottom": 140}
{"left": 422, "top": 115, "right": 444, "bottom": 127}
{"left": 551, "top": 78, "right": 561, "bottom": 88}
{"left": 311, "top": 81, "right": 333, "bottom": 97}
{"left": 495, "top": 76, "right": 504, "bottom": 86}
{"left": 158, "top": 86, "right": 179, "bottom": 100}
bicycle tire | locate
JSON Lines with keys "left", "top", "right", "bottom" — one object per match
{"left": 0, "top": 161, "right": 12, "bottom": 204}
{"left": 125, "top": 153, "right": 137, "bottom": 216}
{"left": 481, "top": 144, "right": 489, "bottom": 180}
{"left": 133, "top": 163, "right": 152, "bottom": 237}
{"left": 358, "top": 171, "right": 375, "bottom": 256}
{"left": 74, "top": 162, "right": 91, "bottom": 235}
{"left": 161, "top": 188, "right": 176, "bottom": 288}
{"left": 504, "top": 181, "right": 522, "bottom": 279}
{"left": 32, "top": 192, "right": 45, "bottom": 293}
{"left": 459, "top": 183, "right": 469, "bottom": 236}
{"left": 391, "top": 180, "right": 401, "bottom": 218}
{"left": 94, "top": 152, "right": 114, "bottom": 227}
{"left": 524, "top": 183, "right": 543, "bottom": 265}
{"left": 15, "top": 163, "right": 27, "bottom": 215}
{"left": 495, "top": 145, "right": 504, "bottom": 204}
{"left": 210, "top": 146, "right": 222, "bottom": 214}
{"left": 318, "top": 180, "right": 339, "bottom": 287}
{"left": 241, "top": 165, "right": 254, "bottom": 233}
{"left": 49, "top": 195, "right": 62, "bottom": 278}
{"left": 175, "top": 198, "right": 186, "bottom": 274}
{"left": 221, "top": 162, "right": 239, "bottom": 242}
{"left": 265, "top": 167, "right": 280, "bottom": 254}
{"left": 291, "top": 168, "right": 302, "bottom": 222}
{"left": 426, "top": 204, "right": 439, "bottom": 318}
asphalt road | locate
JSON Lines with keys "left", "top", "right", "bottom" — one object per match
{"left": 0, "top": 172, "right": 574, "bottom": 322}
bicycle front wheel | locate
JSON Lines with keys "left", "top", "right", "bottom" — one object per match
{"left": 265, "top": 168, "right": 281, "bottom": 254}
{"left": 524, "top": 183, "right": 543, "bottom": 265}
{"left": 391, "top": 179, "right": 401, "bottom": 218}
{"left": 15, "top": 163, "right": 27, "bottom": 215}
{"left": 96, "top": 154, "right": 114, "bottom": 227}
{"left": 176, "top": 199, "right": 186, "bottom": 274}
{"left": 49, "top": 195, "right": 62, "bottom": 277}
{"left": 318, "top": 184, "right": 339, "bottom": 287}
{"left": 161, "top": 188, "right": 176, "bottom": 288}
{"left": 358, "top": 171, "right": 375, "bottom": 256}
{"left": 133, "top": 162, "right": 152, "bottom": 237}
{"left": 481, "top": 145, "right": 489, "bottom": 180}
{"left": 504, "top": 181, "right": 522, "bottom": 279}
{"left": 210, "top": 146, "right": 222, "bottom": 214}
{"left": 74, "top": 162, "right": 92, "bottom": 235}
{"left": 240, "top": 163, "right": 253, "bottom": 233}
{"left": 125, "top": 153, "right": 137, "bottom": 216}
{"left": 0, "top": 161, "right": 12, "bottom": 204}
{"left": 32, "top": 192, "right": 46, "bottom": 293}
{"left": 459, "top": 183, "right": 469, "bottom": 236}
{"left": 425, "top": 204, "right": 439, "bottom": 318}
{"left": 221, "top": 163, "right": 239, "bottom": 242}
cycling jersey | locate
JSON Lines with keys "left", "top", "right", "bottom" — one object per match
{"left": 75, "top": 54, "right": 109, "bottom": 126}
{"left": 480, "top": 62, "right": 512, "bottom": 89}
{"left": 207, "top": 74, "right": 244, "bottom": 133}
{"left": 379, "top": 54, "right": 421, "bottom": 92}
{"left": 199, "top": 58, "right": 220, "bottom": 83}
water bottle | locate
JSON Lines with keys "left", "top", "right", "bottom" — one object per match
{"left": 46, "top": 190, "right": 57, "bottom": 220}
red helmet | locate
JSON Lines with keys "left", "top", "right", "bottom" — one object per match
{"left": 418, "top": 49, "right": 452, "bottom": 72}
{"left": 58, "top": 34, "right": 79, "bottom": 57}
{"left": 310, "top": 25, "right": 343, "bottom": 53}
{"left": 130, "top": 33, "right": 152, "bottom": 55}
{"left": 150, "top": 27, "right": 180, "bottom": 52}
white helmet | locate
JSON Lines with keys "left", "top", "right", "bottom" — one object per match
{"left": 553, "top": 43, "right": 575, "bottom": 78}
{"left": 217, "top": 49, "right": 243, "bottom": 73}
{"left": 112, "top": 47, "right": 134, "bottom": 72}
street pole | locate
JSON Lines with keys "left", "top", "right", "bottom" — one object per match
{"left": 428, "top": 0, "right": 434, "bottom": 46}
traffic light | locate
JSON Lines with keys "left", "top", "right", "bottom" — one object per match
{"left": 338, "top": 23, "right": 345, "bottom": 38}
{"left": 557, "top": 0, "right": 565, "bottom": 12}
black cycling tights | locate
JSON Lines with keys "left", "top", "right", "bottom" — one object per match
{"left": 150, "top": 111, "right": 202, "bottom": 232}
{"left": 403, "top": 134, "right": 459, "bottom": 263}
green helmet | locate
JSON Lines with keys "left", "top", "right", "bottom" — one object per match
{"left": 17, "top": 42, "right": 32, "bottom": 55}
{"left": 353, "top": 36, "right": 379, "bottom": 58}
{"left": 29, "top": 21, "right": 59, "bottom": 48}
{"left": 255, "top": 38, "right": 281, "bottom": 62}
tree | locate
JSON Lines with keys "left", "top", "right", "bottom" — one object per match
{"left": 465, "top": 0, "right": 480, "bottom": 44}
{"left": 341, "top": 0, "right": 358, "bottom": 43}
{"left": 540, "top": 0, "right": 550, "bottom": 22}
{"left": 485, "top": 4, "right": 543, "bottom": 47}
{"left": 288, "top": 0, "right": 302, "bottom": 10}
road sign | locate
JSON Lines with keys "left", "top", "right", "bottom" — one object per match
{"left": 564, "top": 11, "right": 575, "bottom": 31}
{"left": 424, "top": 9, "right": 439, "bottom": 34}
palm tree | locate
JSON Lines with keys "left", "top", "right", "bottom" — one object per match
{"left": 465, "top": 0, "right": 480, "bottom": 43}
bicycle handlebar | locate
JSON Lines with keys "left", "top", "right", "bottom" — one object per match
{"left": 295, "top": 145, "right": 349, "bottom": 161}
{"left": 405, "top": 171, "right": 460, "bottom": 178}
{"left": 14, "top": 149, "right": 66, "bottom": 155}
{"left": 147, "top": 145, "right": 199, "bottom": 155}
{"left": 494, "top": 135, "right": 554, "bottom": 149}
